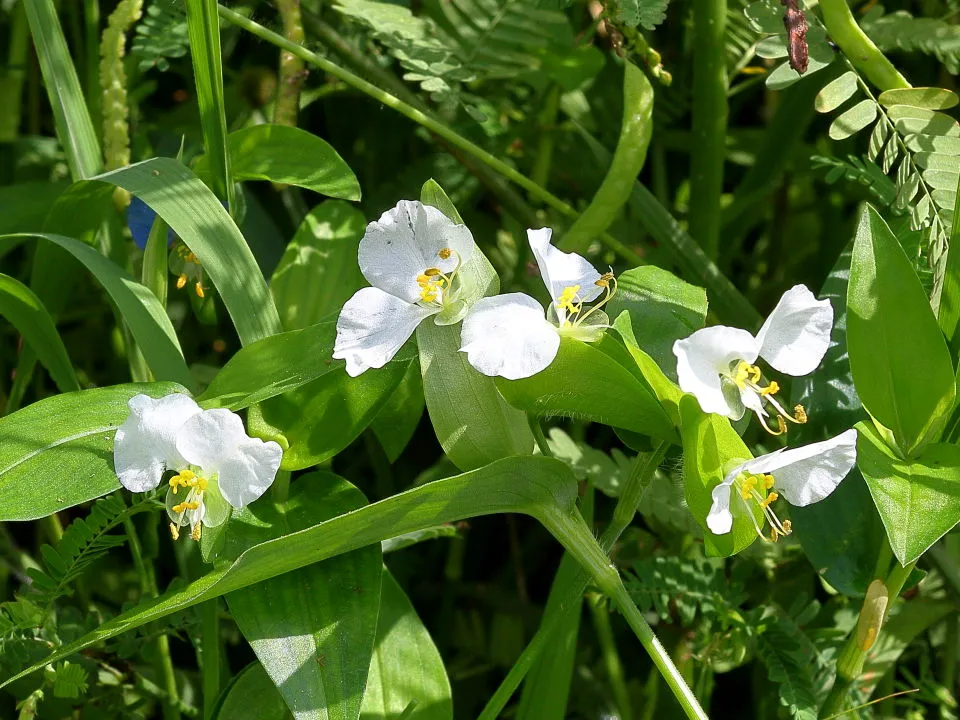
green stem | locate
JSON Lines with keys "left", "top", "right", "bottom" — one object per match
{"left": 477, "top": 444, "right": 670, "bottom": 720}
{"left": 530, "top": 84, "right": 560, "bottom": 191}
{"left": 219, "top": 5, "right": 622, "bottom": 255}
{"left": 43, "top": 513, "right": 64, "bottom": 545}
{"left": 271, "top": 469, "right": 291, "bottom": 505}
{"left": 818, "top": 0, "right": 909, "bottom": 91}
{"left": 0, "top": 1, "right": 28, "bottom": 143}
{"left": 201, "top": 599, "right": 221, "bottom": 718}
{"left": 529, "top": 415, "right": 553, "bottom": 457}
{"left": 84, "top": 0, "right": 101, "bottom": 133}
{"left": 689, "top": 0, "right": 728, "bottom": 260}
{"left": 274, "top": 0, "right": 307, "bottom": 127}
{"left": 124, "top": 517, "right": 181, "bottom": 720}
{"left": 588, "top": 593, "right": 634, "bottom": 720}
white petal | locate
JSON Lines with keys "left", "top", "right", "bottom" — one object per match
{"left": 215, "top": 436, "right": 283, "bottom": 508}
{"left": 673, "top": 326, "right": 759, "bottom": 417}
{"left": 706, "top": 478, "right": 735, "bottom": 535}
{"left": 528, "top": 228, "right": 604, "bottom": 304}
{"left": 114, "top": 393, "right": 201, "bottom": 492}
{"left": 358, "top": 200, "right": 475, "bottom": 302}
{"left": 728, "top": 428, "right": 858, "bottom": 507}
{"left": 460, "top": 293, "right": 561, "bottom": 380}
{"left": 333, "top": 286, "right": 438, "bottom": 376}
{"left": 755, "top": 284, "right": 834, "bottom": 376}
{"left": 175, "top": 408, "right": 250, "bottom": 472}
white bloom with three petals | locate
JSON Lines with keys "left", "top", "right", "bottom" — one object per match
{"left": 707, "top": 428, "right": 858, "bottom": 541}
{"left": 333, "top": 200, "right": 476, "bottom": 377}
{"left": 459, "top": 228, "right": 615, "bottom": 380}
{"left": 673, "top": 285, "right": 833, "bottom": 434}
{"left": 114, "top": 393, "right": 283, "bottom": 540}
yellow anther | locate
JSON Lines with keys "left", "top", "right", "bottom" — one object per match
{"left": 763, "top": 474, "right": 775, "bottom": 490}
{"left": 740, "top": 475, "right": 758, "bottom": 499}
{"left": 172, "top": 501, "right": 199, "bottom": 514}
{"left": 760, "top": 380, "right": 780, "bottom": 396}
{"left": 416, "top": 274, "right": 431, "bottom": 284}
{"left": 749, "top": 365, "right": 762, "bottom": 383}
{"left": 177, "top": 273, "right": 188, "bottom": 289}
{"left": 186, "top": 252, "right": 198, "bottom": 264}
{"left": 195, "top": 476, "right": 208, "bottom": 491}
{"left": 595, "top": 272, "right": 615, "bottom": 288}
{"left": 423, "top": 267, "right": 442, "bottom": 277}
{"left": 195, "top": 282, "right": 205, "bottom": 298}
{"left": 169, "top": 522, "right": 180, "bottom": 541}
{"left": 556, "top": 285, "right": 581, "bottom": 313}
{"left": 782, "top": 519, "right": 792, "bottom": 534}
{"left": 191, "top": 524, "right": 202, "bottom": 541}
{"left": 760, "top": 491, "right": 779, "bottom": 509}
{"left": 438, "top": 248, "right": 452, "bottom": 260}
{"left": 734, "top": 362, "right": 751, "bottom": 387}
{"left": 420, "top": 287, "right": 439, "bottom": 303}
{"left": 794, "top": 405, "right": 808, "bottom": 424}
{"left": 770, "top": 528, "right": 779, "bottom": 542}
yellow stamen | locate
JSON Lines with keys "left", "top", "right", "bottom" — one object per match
{"left": 191, "top": 524, "right": 202, "bottom": 541}
{"left": 759, "top": 491, "right": 778, "bottom": 509}
{"left": 176, "top": 273, "right": 188, "bottom": 289}
{"left": 195, "top": 282, "right": 205, "bottom": 298}
{"left": 169, "top": 522, "right": 180, "bottom": 540}
{"left": 438, "top": 248, "right": 452, "bottom": 260}
{"left": 171, "top": 501, "right": 199, "bottom": 514}
{"left": 556, "top": 285, "right": 581, "bottom": 314}
{"left": 760, "top": 380, "right": 780, "bottom": 396}
{"left": 595, "top": 272, "right": 615, "bottom": 288}
{"left": 794, "top": 405, "right": 808, "bottom": 423}
{"left": 423, "top": 267, "right": 442, "bottom": 276}
{"left": 763, "top": 474, "right": 775, "bottom": 490}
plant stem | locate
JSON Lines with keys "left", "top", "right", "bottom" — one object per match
{"left": 201, "top": 599, "right": 221, "bottom": 718}
{"left": 818, "top": 0, "right": 909, "bottom": 91}
{"left": 821, "top": 558, "right": 918, "bottom": 716}
{"left": 529, "top": 415, "right": 553, "bottom": 457}
{"left": 271, "top": 469, "right": 291, "bottom": 505}
{"left": 124, "top": 516, "right": 181, "bottom": 720}
{"left": 477, "top": 444, "right": 670, "bottom": 719}
{"left": 689, "top": 0, "right": 728, "bottom": 260}
{"left": 588, "top": 593, "right": 634, "bottom": 720}
{"left": 530, "top": 84, "right": 560, "bottom": 192}
{"left": 274, "top": 0, "right": 307, "bottom": 128}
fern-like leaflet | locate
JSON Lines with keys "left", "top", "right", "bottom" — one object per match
{"left": 131, "top": 0, "right": 189, "bottom": 72}
{"left": 862, "top": 6, "right": 960, "bottom": 75}
{"left": 26, "top": 494, "right": 160, "bottom": 608}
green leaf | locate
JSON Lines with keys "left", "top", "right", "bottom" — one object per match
{"left": 195, "top": 126, "right": 360, "bottom": 201}
{"left": 678, "top": 395, "right": 759, "bottom": 557}
{"left": 226, "top": 474, "right": 382, "bottom": 720}
{"left": 249, "top": 358, "right": 411, "bottom": 471}
{"left": 857, "top": 421, "right": 960, "bottom": 565}
{"left": 23, "top": 0, "right": 101, "bottom": 181}
{"left": 878, "top": 87, "right": 960, "bottom": 110}
{"left": 815, "top": 71, "right": 860, "bottom": 114}
{"left": 197, "top": 321, "right": 339, "bottom": 410}
{"left": 0, "top": 181, "right": 68, "bottom": 235}
{"left": 270, "top": 200, "right": 366, "bottom": 331}
{"left": 1, "top": 456, "right": 579, "bottom": 687}
{"left": 2, "top": 233, "right": 193, "bottom": 389}
{"left": 361, "top": 570, "right": 452, "bottom": 720}
{"left": 0, "top": 382, "right": 188, "bottom": 521}
{"left": 606, "top": 265, "right": 707, "bottom": 380}
{"left": 497, "top": 338, "right": 675, "bottom": 441}
{"left": 93, "top": 157, "right": 283, "bottom": 345}
{"left": 212, "top": 662, "right": 291, "bottom": 720}
{"left": 0, "top": 273, "right": 78, "bottom": 393}
{"left": 789, "top": 243, "right": 881, "bottom": 596}
{"left": 828, "top": 99, "right": 878, "bottom": 141}
{"left": 847, "top": 204, "right": 955, "bottom": 455}
{"left": 417, "top": 180, "right": 534, "bottom": 470}
{"left": 371, "top": 359, "right": 425, "bottom": 462}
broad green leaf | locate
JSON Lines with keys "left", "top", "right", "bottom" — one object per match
{"left": 755, "top": 35, "right": 788, "bottom": 59}
{"left": 606, "top": 265, "right": 707, "bottom": 379}
{"left": 878, "top": 87, "right": 960, "bottom": 111}
{"left": 828, "top": 100, "right": 878, "bottom": 141}
{"left": 679, "top": 395, "right": 759, "bottom": 557}
{"left": 196, "top": 125, "right": 361, "bottom": 201}
{"left": 270, "top": 201, "right": 366, "bottom": 331}
{"left": 0, "top": 273, "right": 78, "bottom": 393}
{"left": 197, "top": 321, "right": 339, "bottom": 410}
{"left": 418, "top": 180, "right": 534, "bottom": 470}
{"left": 23, "top": 0, "right": 101, "bottom": 180}
{"left": 92, "top": 158, "right": 283, "bottom": 345}
{"left": 249, "top": 357, "right": 410, "bottom": 471}
{"left": 0, "top": 382, "right": 188, "bottom": 521}
{"left": 371, "top": 359, "right": 425, "bottom": 462}
{"left": 789, "top": 243, "right": 881, "bottom": 596}
{"left": 887, "top": 106, "right": 960, "bottom": 137}
{"left": 361, "top": 570, "right": 452, "bottom": 720}
{"left": 815, "top": 71, "right": 859, "bottom": 114}
{"left": 857, "top": 421, "right": 960, "bottom": 565}
{"left": 497, "top": 338, "right": 675, "bottom": 442}
{"left": 847, "top": 205, "right": 955, "bottom": 456}
{"left": 380, "top": 526, "right": 458, "bottom": 554}
{"left": 212, "top": 662, "right": 291, "bottom": 720}
{"left": 561, "top": 62, "right": 653, "bottom": 252}
{"left": 765, "top": 29, "right": 834, "bottom": 90}
{"left": 226, "top": 475, "right": 382, "bottom": 720}
{"left": 1, "top": 456, "right": 580, "bottom": 686}
{"left": 2, "top": 233, "right": 193, "bottom": 389}
{"left": 0, "top": 181, "right": 68, "bottom": 235}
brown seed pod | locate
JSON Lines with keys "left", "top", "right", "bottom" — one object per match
{"left": 781, "top": 0, "right": 809, "bottom": 74}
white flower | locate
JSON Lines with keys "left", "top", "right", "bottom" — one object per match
{"left": 114, "top": 393, "right": 283, "bottom": 540}
{"left": 673, "top": 285, "right": 833, "bottom": 434}
{"left": 459, "top": 228, "right": 615, "bottom": 380}
{"left": 333, "top": 200, "right": 476, "bottom": 376}
{"left": 708, "top": 429, "right": 858, "bottom": 540}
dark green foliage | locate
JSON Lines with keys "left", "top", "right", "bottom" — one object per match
{"left": 132, "top": 0, "right": 190, "bottom": 72}
{"left": 863, "top": 7, "right": 960, "bottom": 74}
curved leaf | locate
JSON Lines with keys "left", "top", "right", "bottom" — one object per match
{"left": 0, "top": 273, "right": 78, "bottom": 393}
{"left": 212, "top": 663, "right": 291, "bottom": 720}
{"left": 2, "top": 233, "right": 193, "bottom": 389}
{"left": 0, "top": 382, "right": 189, "bottom": 521}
